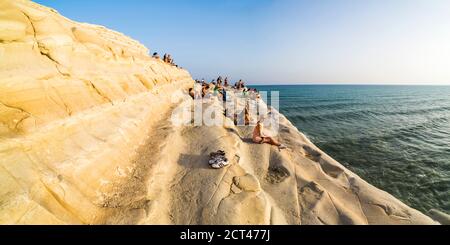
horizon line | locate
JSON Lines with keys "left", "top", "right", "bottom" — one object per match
{"left": 247, "top": 82, "right": 450, "bottom": 86}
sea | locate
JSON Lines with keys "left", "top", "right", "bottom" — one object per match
{"left": 253, "top": 85, "right": 450, "bottom": 214}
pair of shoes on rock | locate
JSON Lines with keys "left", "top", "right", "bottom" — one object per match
{"left": 209, "top": 150, "right": 229, "bottom": 169}
{"left": 210, "top": 158, "right": 229, "bottom": 169}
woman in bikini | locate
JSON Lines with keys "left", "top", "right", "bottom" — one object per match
{"left": 252, "top": 120, "right": 286, "bottom": 149}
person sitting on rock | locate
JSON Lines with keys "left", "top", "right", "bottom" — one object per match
{"left": 189, "top": 88, "right": 195, "bottom": 99}
{"left": 236, "top": 79, "right": 245, "bottom": 90}
{"left": 240, "top": 80, "right": 246, "bottom": 89}
{"left": 222, "top": 87, "right": 227, "bottom": 102}
{"left": 244, "top": 102, "right": 251, "bottom": 126}
{"left": 243, "top": 87, "right": 249, "bottom": 97}
{"left": 252, "top": 120, "right": 286, "bottom": 149}
{"left": 214, "top": 83, "right": 221, "bottom": 97}
{"left": 152, "top": 52, "right": 160, "bottom": 59}
{"left": 202, "top": 84, "right": 210, "bottom": 98}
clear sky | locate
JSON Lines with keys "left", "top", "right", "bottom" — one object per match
{"left": 35, "top": 0, "right": 450, "bottom": 85}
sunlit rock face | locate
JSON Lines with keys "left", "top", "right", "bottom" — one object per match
{"left": 0, "top": 0, "right": 438, "bottom": 225}
{"left": 0, "top": 0, "right": 192, "bottom": 224}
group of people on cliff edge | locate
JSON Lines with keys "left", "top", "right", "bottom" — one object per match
{"left": 152, "top": 52, "right": 180, "bottom": 68}
{"left": 188, "top": 76, "right": 287, "bottom": 151}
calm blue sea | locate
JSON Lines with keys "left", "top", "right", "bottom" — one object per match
{"left": 254, "top": 85, "right": 450, "bottom": 214}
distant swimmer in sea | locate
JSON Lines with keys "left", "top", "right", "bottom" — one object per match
{"left": 252, "top": 120, "right": 287, "bottom": 149}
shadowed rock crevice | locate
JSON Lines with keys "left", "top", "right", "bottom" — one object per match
{"left": 82, "top": 80, "right": 114, "bottom": 104}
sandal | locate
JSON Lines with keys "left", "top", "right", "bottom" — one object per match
{"left": 209, "top": 158, "right": 218, "bottom": 165}
{"left": 209, "top": 150, "right": 229, "bottom": 169}
{"left": 211, "top": 160, "right": 229, "bottom": 169}
{"left": 211, "top": 162, "right": 224, "bottom": 169}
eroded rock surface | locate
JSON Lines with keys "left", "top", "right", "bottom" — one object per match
{"left": 0, "top": 0, "right": 438, "bottom": 225}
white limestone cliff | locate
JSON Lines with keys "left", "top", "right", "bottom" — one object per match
{"left": 0, "top": 0, "right": 438, "bottom": 225}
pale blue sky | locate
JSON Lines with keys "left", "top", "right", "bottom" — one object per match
{"left": 35, "top": 0, "right": 450, "bottom": 85}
